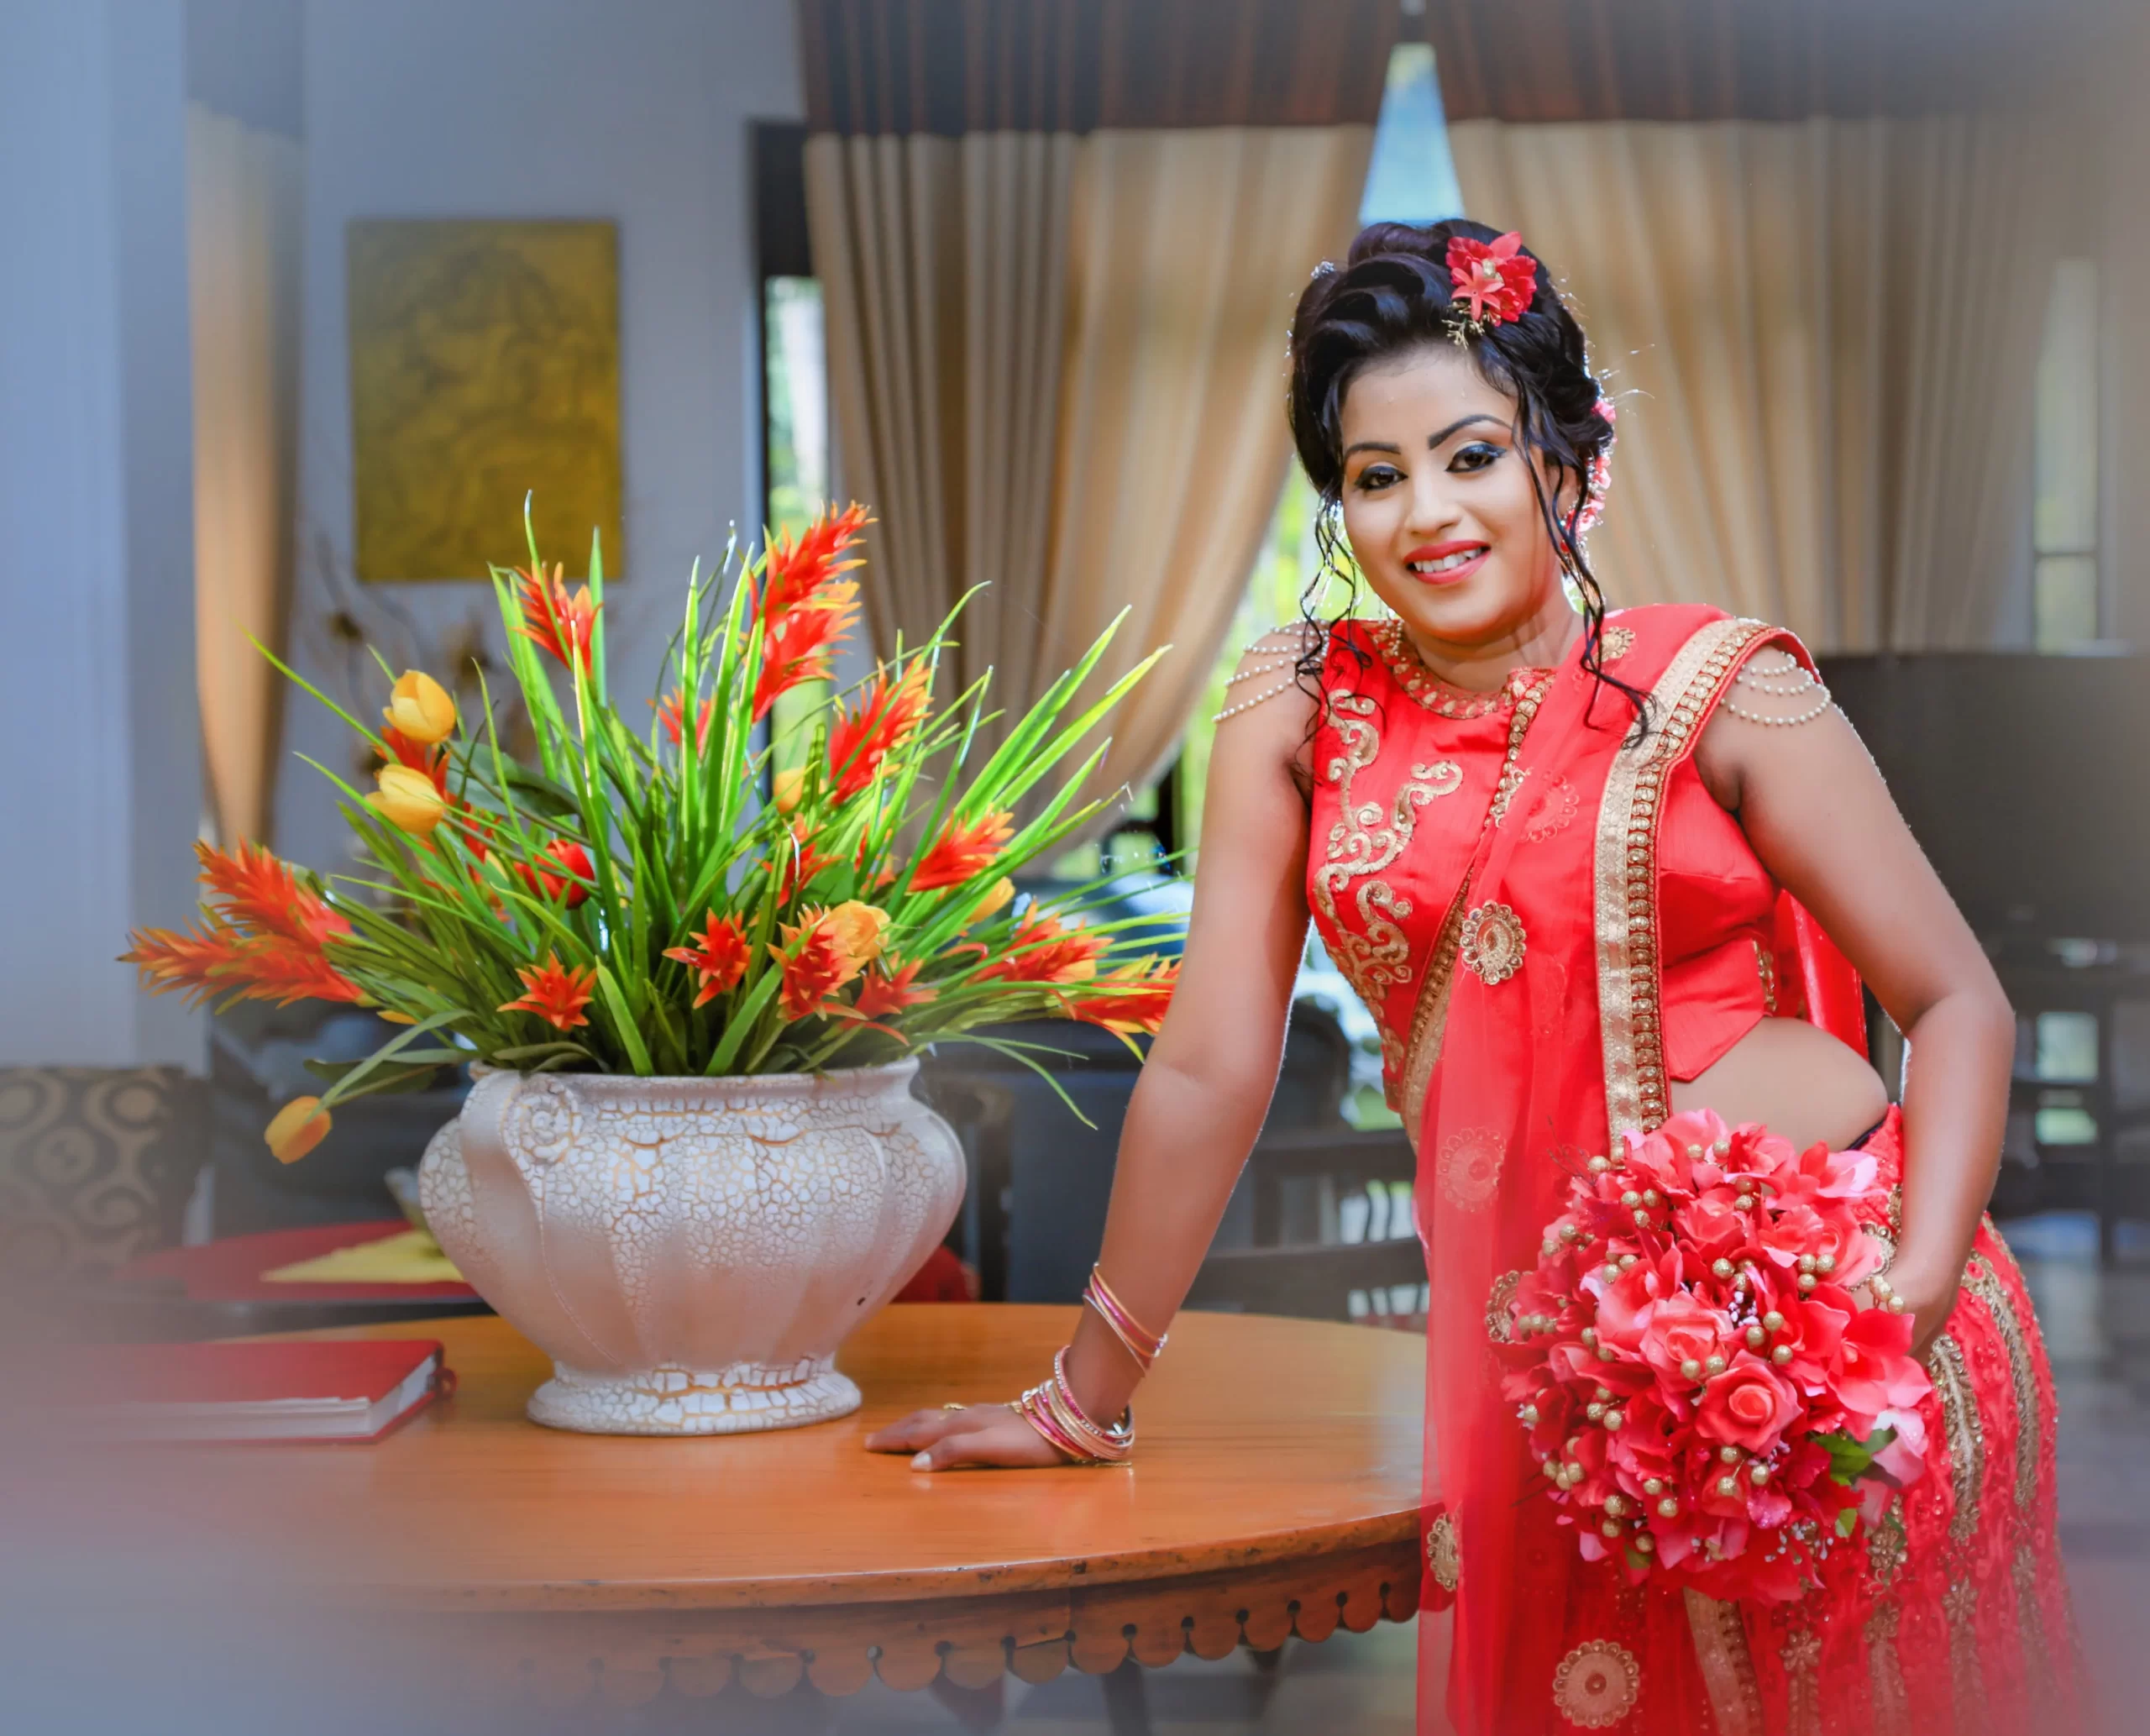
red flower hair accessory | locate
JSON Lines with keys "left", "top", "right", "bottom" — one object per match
{"left": 1446, "top": 231, "right": 1538, "bottom": 331}
{"left": 1577, "top": 396, "right": 1618, "bottom": 534}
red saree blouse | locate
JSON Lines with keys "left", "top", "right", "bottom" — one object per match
{"left": 1306, "top": 606, "right": 2080, "bottom": 1736}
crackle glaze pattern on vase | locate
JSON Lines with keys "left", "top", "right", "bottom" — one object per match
{"left": 416, "top": 1061, "right": 964, "bottom": 1435}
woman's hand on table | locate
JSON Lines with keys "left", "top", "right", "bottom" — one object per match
{"left": 865, "top": 1403, "right": 1069, "bottom": 1471}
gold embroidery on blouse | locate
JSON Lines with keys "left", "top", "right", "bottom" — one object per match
{"left": 1550, "top": 1639, "right": 1640, "bottom": 1729}
{"left": 1397, "top": 888, "right": 1467, "bottom": 1140}
{"left": 1313, "top": 688, "right": 1462, "bottom": 1063}
{"left": 1943, "top": 1577, "right": 1984, "bottom": 1722}
{"left": 1964, "top": 1253, "right": 2040, "bottom": 1517}
{"left": 1596, "top": 619, "right": 1783, "bottom": 1144}
{"left": 2015, "top": 1544, "right": 2053, "bottom": 1706}
{"left": 1427, "top": 1510, "right": 1460, "bottom": 1592}
{"left": 1754, "top": 937, "right": 1780, "bottom": 1016}
{"left": 1600, "top": 624, "right": 1636, "bottom": 663}
{"left": 1485, "top": 1269, "right": 1523, "bottom": 1344}
{"left": 1866, "top": 1498, "right": 1908, "bottom": 1587}
{"left": 1369, "top": 618, "right": 1551, "bottom": 719}
{"left": 1929, "top": 1331, "right": 1984, "bottom": 1544}
{"left": 1780, "top": 1627, "right": 1822, "bottom": 1736}
{"left": 1864, "top": 1601, "right": 1911, "bottom": 1735}
{"left": 1460, "top": 902, "right": 1527, "bottom": 986}
{"left": 1396, "top": 673, "right": 1554, "bottom": 1144}
{"left": 1681, "top": 1589, "right": 1762, "bottom": 1736}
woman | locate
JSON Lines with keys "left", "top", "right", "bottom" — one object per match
{"left": 868, "top": 220, "right": 2082, "bottom": 1733}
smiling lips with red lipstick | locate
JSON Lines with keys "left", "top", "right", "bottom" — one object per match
{"left": 1403, "top": 540, "right": 1491, "bottom": 585}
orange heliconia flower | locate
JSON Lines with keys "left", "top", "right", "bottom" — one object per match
{"left": 847, "top": 958, "right": 937, "bottom": 1022}
{"left": 1067, "top": 957, "right": 1178, "bottom": 1036}
{"left": 498, "top": 953, "right": 598, "bottom": 1030}
{"left": 769, "top": 913, "right": 857, "bottom": 1022}
{"left": 779, "top": 821, "right": 835, "bottom": 904}
{"left": 193, "top": 840, "right": 349, "bottom": 948}
{"left": 657, "top": 687, "right": 714, "bottom": 752}
{"left": 122, "top": 842, "right": 365, "bottom": 1009}
{"left": 752, "top": 585, "right": 861, "bottom": 721}
{"left": 826, "top": 663, "right": 931, "bottom": 803}
{"left": 762, "top": 501, "right": 870, "bottom": 619}
{"left": 750, "top": 504, "right": 869, "bottom": 721}
{"left": 664, "top": 910, "right": 751, "bottom": 1007}
{"left": 911, "top": 810, "right": 1014, "bottom": 891}
{"left": 979, "top": 905, "right": 1106, "bottom": 985}
{"left": 511, "top": 560, "right": 600, "bottom": 674}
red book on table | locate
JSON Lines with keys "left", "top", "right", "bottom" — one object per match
{"left": 61, "top": 1340, "right": 449, "bottom": 1444}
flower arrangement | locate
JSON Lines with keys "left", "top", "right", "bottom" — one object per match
{"left": 123, "top": 505, "right": 1177, "bottom": 1161}
{"left": 1499, "top": 1109, "right": 1932, "bottom": 1603}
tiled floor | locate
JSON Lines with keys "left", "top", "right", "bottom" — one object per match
{"left": 650, "top": 1213, "right": 2142, "bottom": 1735}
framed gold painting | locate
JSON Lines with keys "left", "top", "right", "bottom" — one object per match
{"left": 347, "top": 219, "right": 622, "bottom": 582}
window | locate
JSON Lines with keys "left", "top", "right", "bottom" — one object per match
{"left": 2032, "top": 259, "right": 2101, "bottom": 650}
{"left": 1171, "top": 39, "right": 1464, "bottom": 866}
{"left": 754, "top": 122, "right": 832, "bottom": 768}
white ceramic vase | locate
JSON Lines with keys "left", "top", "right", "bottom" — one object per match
{"left": 416, "top": 1060, "right": 965, "bottom": 1435}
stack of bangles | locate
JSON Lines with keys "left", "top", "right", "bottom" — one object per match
{"left": 1008, "top": 1267, "right": 1167, "bottom": 1466}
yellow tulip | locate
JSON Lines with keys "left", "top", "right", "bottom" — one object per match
{"left": 824, "top": 899, "right": 889, "bottom": 970}
{"left": 265, "top": 1096, "right": 332, "bottom": 1164}
{"left": 973, "top": 877, "right": 1015, "bottom": 923}
{"left": 772, "top": 766, "right": 806, "bottom": 816}
{"left": 384, "top": 670, "right": 457, "bottom": 744}
{"left": 370, "top": 763, "right": 448, "bottom": 834}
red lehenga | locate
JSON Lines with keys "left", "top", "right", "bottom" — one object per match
{"left": 1305, "top": 606, "right": 2083, "bottom": 1735}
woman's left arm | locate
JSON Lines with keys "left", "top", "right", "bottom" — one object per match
{"left": 1694, "top": 656, "right": 2016, "bottom": 1355}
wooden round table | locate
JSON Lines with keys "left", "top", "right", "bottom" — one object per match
{"left": 125, "top": 1305, "right": 1426, "bottom": 1707}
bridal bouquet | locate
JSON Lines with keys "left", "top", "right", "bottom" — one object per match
{"left": 1499, "top": 1109, "right": 1932, "bottom": 1602}
{"left": 123, "top": 505, "right": 1177, "bottom": 1159}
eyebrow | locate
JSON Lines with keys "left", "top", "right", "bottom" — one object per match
{"left": 1342, "top": 415, "right": 1508, "bottom": 464}
{"left": 1426, "top": 414, "right": 1507, "bottom": 448}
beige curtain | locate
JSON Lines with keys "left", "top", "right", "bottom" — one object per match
{"left": 807, "top": 125, "right": 1370, "bottom": 803}
{"left": 186, "top": 103, "right": 302, "bottom": 845}
{"left": 1450, "top": 114, "right": 2058, "bottom": 651}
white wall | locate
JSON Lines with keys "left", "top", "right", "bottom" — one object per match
{"left": 0, "top": 0, "right": 203, "bottom": 1068}
{"left": 281, "top": 0, "right": 803, "bottom": 873}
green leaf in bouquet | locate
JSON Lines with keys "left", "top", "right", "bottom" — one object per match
{"left": 1815, "top": 1424, "right": 1897, "bottom": 1487}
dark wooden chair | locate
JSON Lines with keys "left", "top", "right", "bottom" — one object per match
{"left": 1187, "top": 1126, "right": 1425, "bottom": 1324}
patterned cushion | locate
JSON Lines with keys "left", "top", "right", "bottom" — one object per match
{"left": 0, "top": 1067, "right": 206, "bottom": 1284}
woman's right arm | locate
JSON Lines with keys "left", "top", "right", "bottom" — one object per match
{"left": 867, "top": 634, "right": 1321, "bottom": 1469}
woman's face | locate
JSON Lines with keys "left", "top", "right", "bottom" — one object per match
{"left": 1335, "top": 344, "right": 1571, "bottom": 657}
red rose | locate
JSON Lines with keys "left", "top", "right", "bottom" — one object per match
{"left": 1695, "top": 1356, "right": 1801, "bottom": 1454}
{"left": 1638, "top": 1292, "right": 1731, "bottom": 1385}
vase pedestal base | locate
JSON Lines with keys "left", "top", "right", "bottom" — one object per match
{"left": 527, "top": 1357, "right": 863, "bottom": 1436}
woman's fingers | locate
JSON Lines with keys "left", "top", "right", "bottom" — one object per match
{"left": 863, "top": 1407, "right": 970, "bottom": 1453}
{"left": 906, "top": 1417, "right": 1064, "bottom": 1472}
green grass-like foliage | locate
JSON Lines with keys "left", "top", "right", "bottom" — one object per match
{"left": 128, "top": 504, "right": 1177, "bottom": 1124}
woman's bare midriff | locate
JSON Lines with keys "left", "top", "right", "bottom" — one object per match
{"left": 1667, "top": 1016, "right": 1891, "bottom": 1153}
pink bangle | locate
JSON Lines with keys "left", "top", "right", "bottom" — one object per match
{"left": 1084, "top": 1266, "right": 1168, "bottom": 1374}
{"left": 1011, "top": 1348, "right": 1135, "bottom": 1465}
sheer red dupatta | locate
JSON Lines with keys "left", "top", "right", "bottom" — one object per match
{"left": 1403, "top": 613, "right": 1858, "bottom": 1735}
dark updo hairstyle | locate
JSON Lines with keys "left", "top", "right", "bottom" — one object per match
{"left": 1286, "top": 218, "right": 1642, "bottom": 731}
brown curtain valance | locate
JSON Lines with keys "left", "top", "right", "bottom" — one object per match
{"left": 1426, "top": 0, "right": 2093, "bottom": 123}
{"left": 798, "top": 0, "right": 1400, "bottom": 134}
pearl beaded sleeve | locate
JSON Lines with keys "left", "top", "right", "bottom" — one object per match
{"left": 1209, "top": 625, "right": 1321, "bottom": 724}
{"left": 1721, "top": 648, "right": 1834, "bottom": 727}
